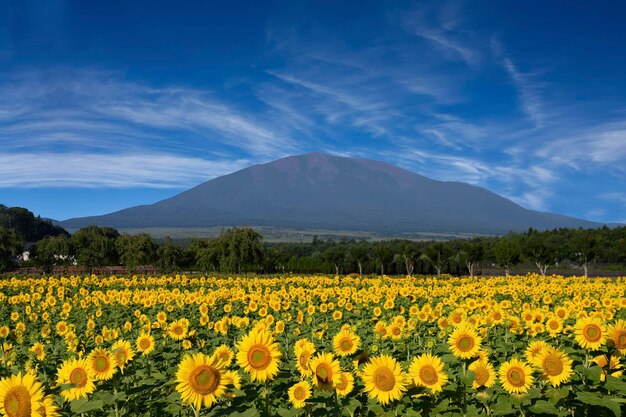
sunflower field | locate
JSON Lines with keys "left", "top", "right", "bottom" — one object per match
{"left": 0, "top": 273, "right": 625, "bottom": 417}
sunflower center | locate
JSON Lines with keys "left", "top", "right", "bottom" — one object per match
{"left": 392, "top": 327, "right": 401, "bottom": 336}
{"left": 293, "top": 386, "right": 307, "bottom": 401}
{"left": 69, "top": 368, "right": 88, "bottom": 387}
{"left": 419, "top": 365, "right": 438, "bottom": 385}
{"left": 139, "top": 339, "right": 151, "bottom": 350}
{"left": 247, "top": 345, "right": 271, "bottom": 370}
{"left": 373, "top": 367, "right": 396, "bottom": 392}
{"left": 4, "top": 386, "right": 32, "bottom": 417}
{"left": 507, "top": 367, "right": 525, "bottom": 387}
{"left": 474, "top": 366, "right": 488, "bottom": 386}
{"left": 173, "top": 326, "right": 183, "bottom": 335}
{"left": 549, "top": 321, "right": 559, "bottom": 330}
{"left": 615, "top": 332, "right": 626, "bottom": 348}
{"left": 494, "top": 312, "right": 502, "bottom": 320}
{"left": 299, "top": 351, "right": 311, "bottom": 368}
{"left": 115, "top": 350, "right": 127, "bottom": 364}
{"left": 189, "top": 365, "right": 220, "bottom": 395}
{"left": 335, "top": 374, "right": 348, "bottom": 390}
{"left": 583, "top": 324, "right": 601, "bottom": 342}
{"left": 94, "top": 356, "right": 110, "bottom": 372}
{"left": 543, "top": 354, "right": 564, "bottom": 376}
{"left": 557, "top": 310, "right": 565, "bottom": 318}
{"left": 340, "top": 339, "right": 353, "bottom": 352}
{"left": 457, "top": 335, "right": 474, "bottom": 352}
{"left": 315, "top": 364, "right": 332, "bottom": 384}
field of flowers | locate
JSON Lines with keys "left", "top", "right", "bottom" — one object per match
{"left": 0, "top": 273, "right": 625, "bottom": 417}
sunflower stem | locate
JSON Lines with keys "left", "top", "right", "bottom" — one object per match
{"left": 265, "top": 380, "right": 270, "bottom": 416}
{"left": 461, "top": 360, "right": 468, "bottom": 416}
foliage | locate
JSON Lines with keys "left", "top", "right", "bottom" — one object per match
{"left": 0, "top": 204, "right": 69, "bottom": 242}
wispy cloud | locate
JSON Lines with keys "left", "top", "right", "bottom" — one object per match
{"left": 492, "top": 39, "right": 545, "bottom": 128}
{"left": 0, "top": 152, "right": 250, "bottom": 188}
{"left": 401, "top": 1, "right": 480, "bottom": 67}
{"left": 0, "top": 69, "right": 301, "bottom": 188}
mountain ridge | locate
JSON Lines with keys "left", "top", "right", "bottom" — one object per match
{"left": 60, "top": 153, "right": 603, "bottom": 234}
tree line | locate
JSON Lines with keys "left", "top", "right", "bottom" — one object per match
{"left": 2, "top": 224, "right": 626, "bottom": 276}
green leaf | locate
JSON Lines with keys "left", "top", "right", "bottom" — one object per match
{"left": 576, "top": 392, "right": 621, "bottom": 417}
{"left": 70, "top": 398, "right": 105, "bottom": 414}
{"left": 277, "top": 407, "right": 301, "bottom": 417}
{"left": 545, "top": 386, "right": 569, "bottom": 405}
{"left": 462, "top": 370, "right": 476, "bottom": 387}
{"left": 605, "top": 375, "right": 626, "bottom": 394}
{"left": 529, "top": 400, "right": 559, "bottom": 415}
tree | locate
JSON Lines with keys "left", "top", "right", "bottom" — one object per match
{"left": 397, "top": 241, "right": 419, "bottom": 276}
{"left": 31, "top": 235, "right": 72, "bottom": 273}
{"left": 458, "top": 238, "right": 485, "bottom": 277}
{"left": 0, "top": 226, "right": 23, "bottom": 272}
{"left": 372, "top": 244, "right": 393, "bottom": 276}
{"left": 116, "top": 233, "right": 157, "bottom": 273}
{"left": 322, "top": 246, "right": 345, "bottom": 275}
{"left": 350, "top": 244, "right": 370, "bottom": 276}
{"left": 493, "top": 234, "right": 522, "bottom": 276}
{"left": 157, "top": 237, "right": 182, "bottom": 273}
{"left": 218, "top": 228, "right": 265, "bottom": 273}
{"left": 193, "top": 239, "right": 221, "bottom": 273}
{"left": 422, "top": 242, "right": 451, "bottom": 276}
{"left": 522, "top": 232, "right": 558, "bottom": 276}
{"left": 71, "top": 226, "right": 119, "bottom": 271}
{"left": 567, "top": 229, "right": 597, "bottom": 278}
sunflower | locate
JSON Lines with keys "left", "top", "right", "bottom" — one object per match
{"left": 111, "top": 340, "right": 135, "bottom": 371}
{"left": 499, "top": 358, "right": 534, "bottom": 394}
{"left": 176, "top": 353, "right": 226, "bottom": 410}
{"left": 524, "top": 340, "right": 549, "bottom": 364}
{"left": 213, "top": 345, "right": 234, "bottom": 366}
{"left": 30, "top": 343, "right": 45, "bottom": 361}
{"left": 222, "top": 370, "right": 242, "bottom": 390}
{"left": 409, "top": 353, "right": 448, "bottom": 394}
{"left": 288, "top": 381, "right": 311, "bottom": 409}
{"left": 607, "top": 319, "right": 626, "bottom": 354}
{"left": 593, "top": 354, "right": 624, "bottom": 382}
{"left": 136, "top": 333, "right": 155, "bottom": 355}
{"left": 168, "top": 320, "right": 188, "bottom": 341}
{"left": 0, "top": 371, "right": 44, "bottom": 417}
{"left": 574, "top": 317, "right": 606, "bottom": 350}
{"left": 235, "top": 329, "right": 281, "bottom": 382}
{"left": 87, "top": 348, "right": 117, "bottom": 381}
{"left": 362, "top": 354, "right": 407, "bottom": 405}
{"left": 468, "top": 360, "right": 496, "bottom": 389}
{"left": 448, "top": 324, "right": 482, "bottom": 359}
{"left": 533, "top": 347, "right": 573, "bottom": 387}
{"left": 37, "top": 395, "right": 60, "bottom": 417}
{"left": 294, "top": 339, "right": 316, "bottom": 377}
{"left": 333, "top": 329, "right": 360, "bottom": 357}
{"left": 334, "top": 372, "right": 355, "bottom": 396}
{"left": 387, "top": 324, "right": 403, "bottom": 340}
{"left": 545, "top": 317, "right": 563, "bottom": 338}
{"left": 56, "top": 358, "right": 95, "bottom": 401}
{"left": 309, "top": 352, "right": 341, "bottom": 391}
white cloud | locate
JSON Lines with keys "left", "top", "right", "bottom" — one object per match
{"left": 0, "top": 69, "right": 298, "bottom": 157}
{"left": 0, "top": 152, "right": 250, "bottom": 188}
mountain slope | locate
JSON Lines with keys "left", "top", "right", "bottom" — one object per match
{"left": 61, "top": 153, "right": 602, "bottom": 234}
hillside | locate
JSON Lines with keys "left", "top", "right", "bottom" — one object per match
{"left": 61, "top": 153, "right": 602, "bottom": 235}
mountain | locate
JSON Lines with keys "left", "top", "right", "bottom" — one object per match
{"left": 61, "top": 153, "right": 602, "bottom": 235}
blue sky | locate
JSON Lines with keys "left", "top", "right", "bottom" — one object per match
{"left": 1, "top": 0, "right": 626, "bottom": 223}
